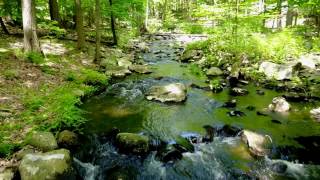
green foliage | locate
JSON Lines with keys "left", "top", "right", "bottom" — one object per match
{"left": 25, "top": 52, "right": 45, "bottom": 64}
{"left": 39, "top": 21, "right": 66, "bottom": 38}
{"left": 0, "top": 143, "right": 15, "bottom": 158}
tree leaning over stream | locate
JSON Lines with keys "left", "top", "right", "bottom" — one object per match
{"left": 21, "top": 0, "right": 41, "bottom": 53}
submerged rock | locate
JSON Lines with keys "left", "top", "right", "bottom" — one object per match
{"left": 214, "top": 124, "right": 242, "bottom": 137}
{"left": 256, "top": 90, "right": 265, "bottom": 95}
{"left": 259, "top": 61, "right": 293, "bottom": 80}
{"left": 146, "top": 83, "right": 187, "bottom": 103}
{"left": 227, "top": 110, "right": 245, "bottom": 117}
{"left": 27, "top": 131, "right": 58, "bottom": 152}
{"left": 268, "top": 97, "right": 290, "bottom": 113}
{"left": 158, "top": 144, "right": 183, "bottom": 163}
{"left": 116, "top": 133, "right": 149, "bottom": 154}
{"left": 310, "top": 108, "right": 320, "bottom": 122}
{"left": 206, "top": 67, "right": 223, "bottom": 76}
{"left": 230, "top": 87, "right": 249, "bottom": 96}
{"left": 223, "top": 99, "right": 237, "bottom": 108}
{"left": 129, "top": 64, "right": 152, "bottom": 74}
{"left": 19, "top": 149, "right": 74, "bottom": 180}
{"left": 57, "top": 130, "right": 79, "bottom": 149}
{"left": 241, "top": 130, "right": 272, "bottom": 157}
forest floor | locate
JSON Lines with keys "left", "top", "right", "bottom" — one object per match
{"left": 0, "top": 34, "right": 121, "bottom": 162}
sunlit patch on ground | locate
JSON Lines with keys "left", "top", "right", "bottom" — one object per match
{"left": 0, "top": 48, "right": 9, "bottom": 53}
{"left": 41, "top": 40, "right": 67, "bottom": 55}
{"left": 9, "top": 42, "right": 23, "bottom": 49}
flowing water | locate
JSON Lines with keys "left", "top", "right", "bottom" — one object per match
{"left": 75, "top": 34, "right": 320, "bottom": 180}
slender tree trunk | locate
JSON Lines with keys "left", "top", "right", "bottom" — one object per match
{"left": 75, "top": 0, "right": 85, "bottom": 49}
{"left": 162, "top": 0, "right": 168, "bottom": 23}
{"left": 108, "top": 0, "right": 117, "bottom": 45}
{"left": 22, "top": 0, "right": 41, "bottom": 52}
{"left": 49, "top": 0, "right": 60, "bottom": 22}
{"left": 145, "top": 0, "right": 149, "bottom": 30}
{"left": 94, "top": 0, "right": 101, "bottom": 63}
{"left": 0, "top": 17, "right": 10, "bottom": 35}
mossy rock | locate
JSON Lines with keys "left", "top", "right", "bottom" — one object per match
{"left": 57, "top": 130, "right": 79, "bottom": 148}
{"left": 27, "top": 131, "right": 58, "bottom": 152}
{"left": 19, "top": 149, "right": 75, "bottom": 180}
{"left": 116, "top": 133, "right": 149, "bottom": 154}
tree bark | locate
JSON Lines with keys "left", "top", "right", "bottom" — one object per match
{"left": 49, "top": 0, "right": 60, "bottom": 22}
{"left": 0, "top": 17, "right": 10, "bottom": 35}
{"left": 94, "top": 0, "right": 101, "bottom": 63}
{"left": 75, "top": 0, "right": 85, "bottom": 49}
{"left": 108, "top": 0, "right": 117, "bottom": 45}
{"left": 21, "top": 0, "right": 41, "bottom": 52}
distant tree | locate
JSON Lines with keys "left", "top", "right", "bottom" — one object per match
{"left": 108, "top": 0, "right": 117, "bottom": 45}
{"left": 49, "top": 0, "right": 60, "bottom": 23}
{"left": 94, "top": 0, "right": 101, "bottom": 62}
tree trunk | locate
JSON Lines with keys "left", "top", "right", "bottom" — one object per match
{"left": 144, "top": 0, "right": 149, "bottom": 31}
{"left": 108, "top": 0, "right": 117, "bottom": 45}
{"left": 94, "top": 0, "right": 101, "bottom": 63}
{"left": 75, "top": 0, "right": 85, "bottom": 49}
{"left": 0, "top": 17, "right": 10, "bottom": 35}
{"left": 162, "top": 0, "right": 168, "bottom": 23}
{"left": 21, "top": 0, "right": 41, "bottom": 52}
{"left": 49, "top": 0, "right": 60, "bottom": 22}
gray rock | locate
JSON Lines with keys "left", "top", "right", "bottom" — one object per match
{"left": 268, "top": 97, "right": 290, "bottom": 113}
{"left": 259, "top": 61, "right": 293, "bottom": 80}
{"left": 19, "top": 149, "right": 75, "bottom": 180}
{"left": 206, "top": 67, "right": 223, "bottom": 76}
{"left": 105, "top": 66, "right": 132, "bottom": 78}
{"left": 117, "top": 58, "right": 132, "bottom": 68}
{"left": 146, "top": 83, "right": 187, "bottom": 103}
{"left": 310, "top": 108, "right": 320, "bottom": 122}
{"left": 298, "top": 54, "right": 320, "bottom": 69}
{"left": 241, "top": 130, "right": 272, "bottom": 157}
{"left": 129, "top": 65, "right": 152, "bottom": 74}
{"left": 180, "top": 50, "right": 203, "bottom": 62}
{"left": 230, "top": 87, "right": 249, "bottom": 96}
{"left": 116, "top": 133, "right": 149, "bottom": 154}
{"left": 27, "top": 132, "right": 58, "bottom": 152}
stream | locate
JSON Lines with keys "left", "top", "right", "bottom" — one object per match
{"left": 74, "top": 34, "right": 320, "bottom": 180}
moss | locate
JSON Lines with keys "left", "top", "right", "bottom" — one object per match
{"left": 116, "top": 133, "right": 149, "bottom": 154}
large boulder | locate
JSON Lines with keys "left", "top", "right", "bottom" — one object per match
{"left": 259, "top": 61, "right": 293, "bottom": 80}
{"left": 241, "top": 130, "right": 272, "bottom": 157}
{"left": 268, "top": 97, "right": 290, "bottom": 113}
{"left": 116, "top": 133, "right": 149, "bottom": 154}
{"left": 206, "top": 67, "right": 223, "bottom": 76}
{"left": 117, "top": 58, "right": 132, "bottom": 68}
{"left": 146, "top": 83, "right": 187, "bottom": 103}
{"left": 19, "top": 149, "right": 75, "bottom": 180}
{"left": 298, "top": 54, "right": 320, "bottom": 70}
{"left": 129, "top": 65, "right": 152, "bottom": 74}
{"left": 0, "top": 168, "right": 15, "bottom": 180}
{"left": 27, "top": 131, "right": 58, "bottom": 152}
{"left": 57, "top": 130, "right": 79, "bottom": 149}
{"left": 310, "top": 108, "right": 320, "bottom": 122}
